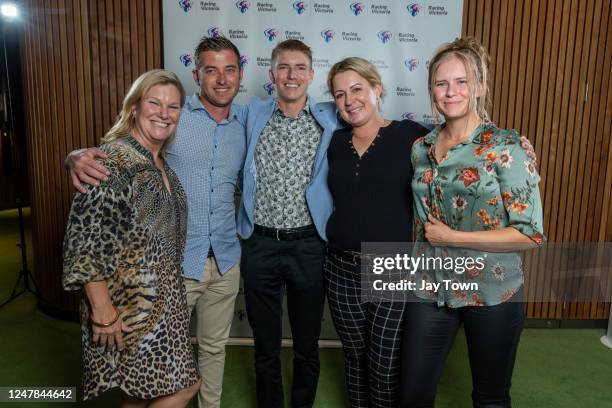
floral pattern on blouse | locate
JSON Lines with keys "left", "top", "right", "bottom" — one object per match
{"left": 411, "top": 122, "right": 545, "bottom": 307}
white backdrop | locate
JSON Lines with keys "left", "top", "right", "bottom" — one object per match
{"left": 162, "top": 0, "right": 463, "bottom": 338}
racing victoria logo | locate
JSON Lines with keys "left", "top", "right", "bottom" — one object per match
{"left": 401, "top": 112, "right": 417, "bottom": 121}
{"left": 239, "top": 55, "right": 249, "bottom": 69}
{"left": 377, "top": 31, "right": 392, "bottom": 43}
{"left": 404, "top": 58, "right": 418, "bottom": 71}
{"left": 263, "top": 28, "right": 279, "bottom": 41}
{"left": 263, "top": 82, "right": 276, "bottom": 95}
{"left": 349, "top": 2, "right": 365, "bottom": 15}
{"left": 178, "top": 0, "right": 192, "bottom": 12}
{"left": 407, "top": 3, "right": 421, "bottom": 16}
{"left": 321, "top": 29, "right": 335, "bottom": 43}
{"left": 207, "top": 27, "right": 223, "bottom": 38}
{"left": 179, "top": 53, "right": 193, "bottom": 67}
{"left": 235, "top": 0, "right": 250, "bottom": 13}
{"left": 293, "top": 1, "right": 306, "bottom": 14}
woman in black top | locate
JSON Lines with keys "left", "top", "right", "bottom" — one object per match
{"left": 325, "top": 57, "right": 428, "bottom": 408}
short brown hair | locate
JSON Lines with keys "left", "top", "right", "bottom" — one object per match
{"left": 270, "top": 40, "right": 312, "bottom": 69}
{"left": 194, "top": 36, "right": 241, "bottom": 69}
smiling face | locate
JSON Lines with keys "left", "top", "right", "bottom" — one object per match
{"left": 332, "top": 69, "right": 382, "bottom": 128}
{"left": 131, "top": 83, "right": 182, "bottom": 149}
{"left": 432, "top": 55, "right": 478, "bottom": 121}
{"left": 269, "top": 50, "right": 314, "bottom": 105}
{"left": 193, "top": 49, "right": 242, "bottom": 109}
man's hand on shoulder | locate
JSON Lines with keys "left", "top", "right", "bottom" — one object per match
{"left": 65, "top": 147, "right": 110, "bottom": 193}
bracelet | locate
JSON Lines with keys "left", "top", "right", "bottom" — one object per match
{"left": 90, "top": 309, "right": 119, "bottom": 328}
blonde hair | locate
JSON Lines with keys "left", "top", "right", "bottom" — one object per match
{"left": 102, "top": 69, "right": 186, "bottom": 150}
{"left": 428, "top": 37, "right": 491, "bottom": 122}
{"left": 327, "top": 57, "right": 386, "bottom": 100}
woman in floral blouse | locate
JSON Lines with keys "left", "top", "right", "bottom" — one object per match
{"left": 400, "top": 38, "right": 544, "bottom": 407}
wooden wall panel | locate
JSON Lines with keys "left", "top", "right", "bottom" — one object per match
{"left": 463, "top": 0, "right": 612, "bottom": 320}
{"left": 20, "top": 0, "right": 162, "bottom": 315}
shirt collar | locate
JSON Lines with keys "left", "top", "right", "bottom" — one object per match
{"left": 185, "top": 93, "right": 239, "bottom": 121}
{"left": 124, "top": 135, "right": 154, "bottom": 162}
{"left": 273, "top": 98, "right": 311, "bottom": 117}
{"left": 422, "top": 122, "right": 492, "bottom": 146}
{"left": 422, "top": 125, "right": 442, "bottom": 146}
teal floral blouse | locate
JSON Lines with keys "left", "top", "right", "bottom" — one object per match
{"left": 411, "top": 122, "right": 544, "bottom": 307}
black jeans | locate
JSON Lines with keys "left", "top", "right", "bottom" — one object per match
{"left": 241, "top": 232, "right": 326, "bottom": 408}
{"left": 400, "top": 293, "right": 524, "bottom": 408}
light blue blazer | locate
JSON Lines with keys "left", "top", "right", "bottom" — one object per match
{"left": 237, "top": 97, "right": 339, "bottom": 241}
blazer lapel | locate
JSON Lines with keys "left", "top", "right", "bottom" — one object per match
{"left": 310, "top": 103, "right": 338, "bottom": 178}
{"left": 245, "top": 99, "right": 276, "bottom": 174}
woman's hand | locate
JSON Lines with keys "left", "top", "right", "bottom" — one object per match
{"left": 89, "top": 306, "right": 133, "bottom": 352}
{"left": 84, "top": 281, "right": 133, "bottom": 351}
{"left": 424, "top": 214, "right": 456, "bottom": 246}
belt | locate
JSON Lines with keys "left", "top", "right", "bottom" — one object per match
{"left": 207, "top": 247, "right": 214, "bottom": 258}
{"left": 327, "top": 247, "right": 375, "bottom": 266}
{"left": 253, "top": 224, "right": 316, "bottom": 241}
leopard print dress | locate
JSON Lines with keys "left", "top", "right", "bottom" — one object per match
{"left": 62, "top": 136, "right": 198, "bottom": 400}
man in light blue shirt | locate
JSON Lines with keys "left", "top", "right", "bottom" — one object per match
{"left": 168, "top": 95, "right": 244, "bottom": 280}
{"left": 166, "top": 37, "right": 246, "bottom": 408}
{"left": 66, "top": 37, "right": 247, "bottom": 408}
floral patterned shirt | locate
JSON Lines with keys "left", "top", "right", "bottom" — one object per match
{"left": 254, "top": 102, "right": 322, "bottom": 229}
{"left": 411, "top": 122, "right": 544, "bottom": 307}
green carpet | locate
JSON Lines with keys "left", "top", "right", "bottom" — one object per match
{"left": 1, "top": 209, "right": 611, "bottom": 407}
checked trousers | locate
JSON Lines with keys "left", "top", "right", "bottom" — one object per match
{"left": 324, "top": 250, "right": 405, "bottom": 408}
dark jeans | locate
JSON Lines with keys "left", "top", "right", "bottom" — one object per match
{"left": 241, "top": 232, "right": 326, "bottom": 408}
{"left": 400, "top": 293, "right": 524, "bottom": 408}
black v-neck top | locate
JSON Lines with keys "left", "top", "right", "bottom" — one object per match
{"left": 326, "top": 119, "right": 429, "bottom": 251}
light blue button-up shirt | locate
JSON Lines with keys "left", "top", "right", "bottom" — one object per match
{"left": 165, "top": 94, "right": 247, "bottom": 279}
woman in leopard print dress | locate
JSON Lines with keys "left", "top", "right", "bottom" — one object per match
{"left": 62, "top": 70, "right": 200, "bottom": 407}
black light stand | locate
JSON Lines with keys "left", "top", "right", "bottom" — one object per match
{"left": 0, "top": 7, "right": 40, "bottom": 309}
{"left": 0, "top": 198, "right": 39, "bottom": 309}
